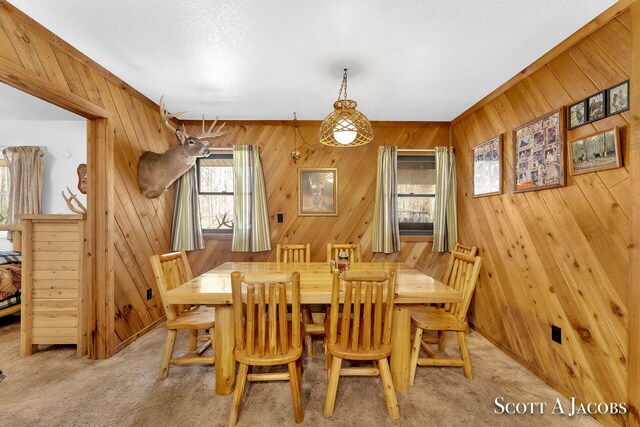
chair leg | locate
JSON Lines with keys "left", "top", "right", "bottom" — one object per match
{"left": 158, "top": 329, "right": 177, "bottom": 380}
{"left": 378, "top": 357, "right": 400, "bottom": 419}
{"left": 457, "top": 331, "right": 473, "bottom": 379}
{"left": 302, "top": 306, "right": 313, "bottom": 356}
{"left": 324, "top": 356, "right": 342, "bottom": 418}
{"left": 288, "top": 361, "right": 304, "bottom": 423}
{"left": 437, "top": 330, "right": 445, "bottom": 352}
{"left": 228, "top": 363, "right": 249, "bottom": 427}
{"left": 189, "top": 329, "right": 198, "bottom": 352}
{"left": 409, "top": 327, "right": 423, "bottom": 386}
{"left": 297, "top": 358, "right": 303, "bottom": 394}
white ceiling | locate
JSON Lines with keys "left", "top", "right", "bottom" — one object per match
{"left": 9, "top": 0, "right": 618, "bottom": 121}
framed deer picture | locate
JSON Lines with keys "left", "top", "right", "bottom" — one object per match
{"left": 298, "top": 168, "right": 338, "bottom": 216}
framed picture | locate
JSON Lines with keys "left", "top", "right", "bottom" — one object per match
{"left": 568, "top": 100, "right": 587, "bottom": 130}
{"left": 472, "top": 135, "right": 502, "bottom": 197}
{"left": 568, "top": 127, "right": 621, "bottom": 175}
{"left": 607, "top": 80, "right": 629, "bottom": 115}
{"left": 298, "top": 168, "right": 338, "bottom": 216}
{"left": 513, "top": 108, "right": 565, "bottom": 193}
{"left": 587, "top": 91, "right": 606, "bottom": 122}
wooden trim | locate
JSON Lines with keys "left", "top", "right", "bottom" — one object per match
{"left": 399, "top": 235, "right": 433, "bottom": 242}
{"left": 628, "top": 3, "right": 640, "bottom": 425}
{"left": 86, "top": 118, "right": 115, "bottom": 359}
{"left": 204, "top": 233, "right": 233, "bottom": 241}
{"left": 113, "top": 316, "right": 166, "bottom": 354}
{"left": 0, "top": 56, "right": 111, "bottom": 119}
{"left": 19, "top": 218, "right": 33, "bottom": 356}
{"left": 452, "top": 0, "right": 636, "bottom": 125}
{"left": 181, "top": 119, "right": 451, "bottom": 128}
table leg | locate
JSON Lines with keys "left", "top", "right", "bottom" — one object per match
{"left": 215, "top": 305, "right": 236, "bottom": 395}
{"left": 390, "top": 306, "right": 411, "bottom": 392}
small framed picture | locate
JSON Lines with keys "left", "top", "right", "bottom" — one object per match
{"left": 607, "top": 80, "right": 629, "bottom": 115}
{"left": 568, "top": 100, "right": 587, "bottom": 130}
{"left": 298, "top": 168, "right": 338, "bottom": 216}
{"left": 568, "top": 127, "right": 621, "bottom": 175}
{"left": 472, "top": 135, "right": 502, "bottom": 197}
{"left": 587, "top": 91, "right": 606, "bottom": 122}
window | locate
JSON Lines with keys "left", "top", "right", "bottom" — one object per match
{"left": 0, "top": 156, "right": 9, "bottom": 226}
{"left": 197, "top": 153, "right": 234, "bottom": 233}
{"left": 397, "top": 155, "right": 435, "bottom": 236}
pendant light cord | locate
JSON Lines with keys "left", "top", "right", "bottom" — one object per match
{"left": 338, "top": 68, "right": 348, "bottom": 100}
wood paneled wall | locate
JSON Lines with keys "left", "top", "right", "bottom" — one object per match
{"left": 0, "top": 2, "right": 172, "bottom": 354}
{"left": 185, "top": 121, "right": 451, "bottom": 278}
{"left": 452, "top": 11, "right": 632, "bottom": 426}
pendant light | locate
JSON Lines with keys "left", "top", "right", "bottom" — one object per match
{"left": 318, "top": 68, "right": 373, "bottom": 147}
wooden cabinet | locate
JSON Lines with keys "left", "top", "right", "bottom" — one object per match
{"left": 18, "top": 214, "right": 86, "bottom": 357}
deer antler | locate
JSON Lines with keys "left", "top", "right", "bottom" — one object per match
{"left": 62, "top": 187, "right": 87, "bottom": 214}
{"left": 196, "top": 114, "right": 226, "bottom": 140}
{"left": 159, "top": 95, "right": 187, "bottom": 134}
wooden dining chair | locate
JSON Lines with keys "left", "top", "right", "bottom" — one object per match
{"left": 425, "top": 242, "right": 479, "bottom": 349}
{"left": 453, "top": 242, "right": 478, "bottom": 256}
{"left": 228, "top": 271, "right": 304, "bottom": 426}
{"left": 326, "top": 243, "right": 363, "bottom": 264}
{"left": 275, "top": 243, "right": 321, "bottom": 356}
{"left": 149, "top": 251, "right": 215, "bottom": 379}
{"left": 324, "top": 270, "right": 400, "bottom": 420}
{"left": 276, "top": 243, "right": 311, "bottom": 263}
{"left": 409, "top": 252, "right": 482, "bottom": 382}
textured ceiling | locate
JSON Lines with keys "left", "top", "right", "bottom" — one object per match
{"left": 9, "top": 0, "right": 618, "bottom": 121}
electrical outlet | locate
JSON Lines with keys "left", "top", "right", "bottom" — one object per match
{"left": 277, "top": 213, "right": 283, "bottom": 223}
{"left": 551, "top": 325, "right": 562, "bottom": 344}
{"left": 146, "top": 288, "right": 152, "bottom": 301}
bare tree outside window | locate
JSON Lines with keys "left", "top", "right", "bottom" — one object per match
{"left": 397, "top": 156, "right": 436, "bottom": 235}
{"left": 197, "top": 154, "right": 234, "bottom": 232}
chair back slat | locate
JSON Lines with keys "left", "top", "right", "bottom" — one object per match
{"left": 373, "top": 283, "right": 383, "bottom": 350}
{"left": 361, "top": 283, "right": 373, "bottom": 351}
{"left": 327, "top": 243, "right": 363, "bottom": 264}
{"left": 328, "top": 270, "right": 396, "bottom": 353}
{"left": 340, "top": 281, "right": 352, "bottom": 349}
{"left": 231, "top": 271, "right": 301, "bottom": 359}
{"left": 276, "top": 243, "right": 311, "bottom": 263}
{"left": 150, "top": 251, "right": 193, "bottom": 322}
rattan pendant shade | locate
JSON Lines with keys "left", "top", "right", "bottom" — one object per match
{"left": 318, "top": 69, "right": 374, "bottom": 147}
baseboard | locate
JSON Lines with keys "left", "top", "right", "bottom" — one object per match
{"left": 113, "top": 316, "right": 166, "bottom": 354}
{"left": 472, "top": 325, "right": 625, "bottom": 427}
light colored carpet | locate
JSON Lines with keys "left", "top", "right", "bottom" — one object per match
{"left": 0, "top": 314, "right": 600, "bottom": 427}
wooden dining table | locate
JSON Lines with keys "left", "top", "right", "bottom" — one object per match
{"left": 163, "top": 261, "right": 461, "bottom": 395}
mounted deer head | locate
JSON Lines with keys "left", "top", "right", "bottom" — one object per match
{"left": 137, "top": 96, "right": 226, "bottom": 198}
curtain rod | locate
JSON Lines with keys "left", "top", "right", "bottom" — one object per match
{"left": 397, "top": 148, "right": 436, "bottom": 152}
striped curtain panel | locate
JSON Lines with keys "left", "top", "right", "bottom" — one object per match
{"left": 231, "top": 145, "right": 271, "bottom": 252}
{"left": 372, "top": 146, "right": 400, "bottom": 253}
{"left": 170, "top": 166, "right": 204, "bottom": 251}
{"left": 432, "top": 146, "right": 458, "bottom": 252}
{"left": 3, "top": 146, "right": 44, "bottom": 241}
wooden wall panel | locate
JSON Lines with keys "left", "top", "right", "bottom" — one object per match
{"left": 452, "top": 12, "right": 632, "bottom": 426}
{"left": 185, "top": 121, "right": 452, "bottom": 279}
{"left": 0, "top": 2, "right": 172, "bottom": 353}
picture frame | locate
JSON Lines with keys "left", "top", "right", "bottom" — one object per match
{"left": 607, "top": 80, "right": 630, "bottom": 115}
{"left": 568, "top": 100, "right": 587, "bottom": 130}
{"left": 472, "top": 135, "right": 502, "bottom": 197}
{"left": 587, "top": 90, "right": 606, "bottom": 122}
{"left": 298, "top": 168, "right": 338, "bottom": 216}
{"left": 568, "top": 127, "right": 621, "bottom": 175}
{"left": 512, "top": 108, "right": 565, "bottom": 193}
